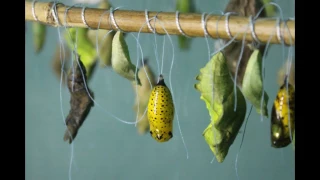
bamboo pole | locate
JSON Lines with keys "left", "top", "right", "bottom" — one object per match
{"left": 25, "top": 1, "right": 295, "bottom": 45}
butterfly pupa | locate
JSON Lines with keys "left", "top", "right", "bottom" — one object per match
{"left": 195, "top": 52, "right": 246, "bottom": 163}
{"left": 63, "top": 54, "right": 94, "bottom": 144}
{"left": 147, "top": 74, "right": 174, "bottom": 142}
{"left": 111, "top": 31, "right": 141, "bottom": 85}
{"left": 32, "top": 22, "right": 46, "bottom": 53}
{"left": 271, "top": 76, "right": 295, "bottom": 148}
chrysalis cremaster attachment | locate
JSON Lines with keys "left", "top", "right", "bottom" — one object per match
{"left": 63, "top": 54, "right": 94, "bottom": 144}
{"left": 271, "top": 77, "right": 295, "bottom": 148}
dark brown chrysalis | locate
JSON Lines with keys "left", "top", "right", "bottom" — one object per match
{"left": 63, "top": 54, "right": 94, "bottom": 144}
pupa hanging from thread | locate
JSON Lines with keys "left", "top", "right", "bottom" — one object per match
{"left": 270, "top": 75, "right": 295, "bottom": 148}
{"left": 63, "top": 53, "right": 94, "bottom": 144}
{"left": 147, "top": 74, "right": 174, "bottom": 142}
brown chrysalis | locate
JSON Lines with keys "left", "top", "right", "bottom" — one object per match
{"left": 63, "top": 54, "right": 94, "bottom": 144}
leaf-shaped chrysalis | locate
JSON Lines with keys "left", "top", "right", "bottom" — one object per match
{"left": 195, "top": 52, "right": 247, "bottom": 163}
{"left": 242, "top": 49, "right": 269, "bottom": 117}
{"left": 111, "top": 31, "right": 141, "bottom": 85}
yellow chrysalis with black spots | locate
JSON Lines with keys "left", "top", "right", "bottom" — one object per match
{"left": 147, "top": 74, "right": 174, "bottom": 142}
{"left": 271, "top": 76, "right": 295, "bottom": 148}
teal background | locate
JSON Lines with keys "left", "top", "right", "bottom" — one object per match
{"left": 25, "top": 0, "right": 295, "bottom": 179}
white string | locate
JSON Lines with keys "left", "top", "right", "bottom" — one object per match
{"left": 175, "top": 11, "right": 190, "bottom": 38}
{"left": 32, "top": 0, "right": 39, "bottom": 21}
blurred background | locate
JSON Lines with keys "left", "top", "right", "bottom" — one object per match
{"left": 25, "top": 0, "right": 295, "bottom": 179}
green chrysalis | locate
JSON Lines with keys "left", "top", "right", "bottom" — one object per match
{"left": 195, "top": 52, "right": 247, "bottom": 163}
{"left": 64, "top": 28, "right": 97, "bottom": 80}
{"left": 32, "top": 22, "right": 46, "bottom": 53}
{"left": 111, "top": 31, "right": 141, "bottom": 85}
{"left": 242, "top": 49, "right": 269, "bottom": 117}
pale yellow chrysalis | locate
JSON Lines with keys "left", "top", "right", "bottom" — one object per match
{"left": 132, "top": 59, "right": 156, "bottom": 134}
